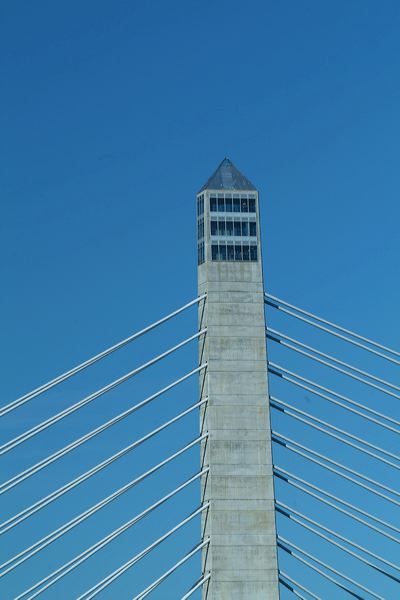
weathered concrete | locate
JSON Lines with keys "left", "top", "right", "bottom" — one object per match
{"left": 197, "top": 183, "right": 279, "bottom": 599}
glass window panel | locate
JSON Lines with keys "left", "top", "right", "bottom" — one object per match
{"left": 249, "top": 198, "right": 256, "bottom": 212}
{"left": 217, "top": 197, "right": 225, "bottom": 212}
{"left": 233, "top": 198, "right": 241, "bottom": 212}
{"left": 225, "top": 196, "right": 233, "bottom": 212}
{"left": 227, "top": 244, "right": 234, "bottom": 261}
{"left": 242, "top": 221, "right": 248, "bottom": 236}
{"left": 211, "top": 220, "right": 218, "bottom": 236}
{"left": 235, "top": 243, "right": 242, "bottom": 260}
{"left": 218, "top": 219, "right": 225, "bottom": 235}
{"left": 226, "top": 220, "right": 233, "bottom": 236}
{"left": 250, "top": 245, "right": 257, "bottom": 261}
{"left": 242, "top": 244, "right": 250, "bottom": 260}
{"left": 249, "top": 222, "right": 256, "bottom": 237}
{"left": 220, "top": 243, "right": 227, "bottom": 260}
{"left": 210, "top": 197, "right": 217, "bottom": 212}
{"left": 234, "top": 220, "right": 241, "bottom": 236}
{"left": 241, "top": 197, "right": 248, "bottom": 212}
{"left": 212, "top": 244, "right": 218, "bottom": 260}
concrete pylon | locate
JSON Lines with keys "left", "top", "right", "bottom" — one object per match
{"left": 197, "top": 159, "right": 279, "bottom": 599}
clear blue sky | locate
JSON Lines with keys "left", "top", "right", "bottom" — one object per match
{"left": 1, "top": 1, "right": 400, "bottom": 598}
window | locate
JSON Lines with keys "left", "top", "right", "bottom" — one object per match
{"left": 249, "top": 198, "right": 256, "bottom": 213}
{"left": 226, "top": 220, "right": 233, "bottom": 236}
{"left": 242, "top": 221, "right": 248, "bottom": 236}
{"left": 242, "top": 244, "right": 250, "bottom": 260}
{"left": 210, "top": 197, "right": 217, "bottom": 212}
{"left": 234, "top": 220, "right": 241, "bottom": 236}
{"left": 249, "top": 222, "right": 256, "bottom": 237}
{"left": 212, "top": 244, "right": 218, "bottom": 260}
{"left": 235, "top": 243, "right": 242, "bottom": 260}
{"left": 217, "top": 196, "right": 225, "bottom": 212}
{"left": 241, "top": 198, "right": 248, "bottom": 212}
{"left": 218, "top": 219, "right": 225, "bottom": 236}
{"left": 220, "top": 242, "right": 227, "bottom": 260}
{"left": 233, "top": 197, "right": 241, "bottom": 212}
{"left": 211, "top": 220, "right": 218, "bottom": 236}
{"left": 198, "top": 241, "right": 205, "bottom": 265}
{"left": 227, "top": 244, "right": 234, "bottom": 260}
{"left": 225, "top": 196, "right": 233, "bottom": 212}
{"left": 250, "top": 245, "right": 257, "bottom": 261}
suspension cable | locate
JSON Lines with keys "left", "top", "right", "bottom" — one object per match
{"left": 279, "top": 571, "right": 321, "bottom": 600}
{"left": 0, "top": 329, "right": 206, "bottom": 456}
{"left": 278, "top": 538, "right": 373, "bottom": 600}
{"left": 267, "top": 331, "right": 400, "bottom": 401}
{"left": 268, "top": 328, "right": 400, "bottom": 394}
{"left": 181, "top": 573, "right": 211, "bottom": 600}
{"left": 274, "top": 466, "right": 400, "bottom": 542}
{"left": 1, "top": 364, "right": 206, "bottom": 494}
{"left": 132, "top": 539, "right": 210, "bottom": 599}
{"left": 276, "top": 501, "right": 400, "bottom": 579}
{"left": 269, "top": 363, "right": 400, "bottom": 433}
{"left": 15, "top": 477, "right": 209, "bottom": 600}
{"left": 271, "top": 422, "right": 400, "bottom": 501}
{"left": 265, "top": 293, "right": 400, "bottom": 360}
{"left": 0, "top": 433, "right": 208, "bottom": 576}
{"left": 76, "top": 503, "right": 210, "bottom": 600}
{"left": 0, "top": 294, "right": 206, "bottom": 417}
{"left": 273, "top": 430, "right": 400, "bottom": 509}
{"left": 0, "top": 397, "right": 208, "bottom": 534}
{"left": 266, "top": 297, "right": 400, "bottom": 368}
{"left": 271, "top": 398, "right": 400, "bottom": 471}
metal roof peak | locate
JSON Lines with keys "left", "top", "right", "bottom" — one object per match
{"left": 199, "top": 158, "right": 257, "bottom": 192}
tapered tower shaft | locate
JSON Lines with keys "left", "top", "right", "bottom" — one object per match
{"left": 197, "top": 159, "right": 279, "bottom": 599}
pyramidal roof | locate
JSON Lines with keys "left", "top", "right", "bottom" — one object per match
{"left": 199, "top": 158, "right": 256, "bottom": 192}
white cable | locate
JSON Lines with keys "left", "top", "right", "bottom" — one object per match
{"left": 269, "top": 363, "right": 400, "bottom": 433}
{"left": 16, "top": 477, "right": 209, "bottom": 600}
{"left": 76, "top": 503, "right": 210, "bottom": 600}
{"left": 132, "top": 539, "right": 210, "bottom": 599}
{"left": 274, "top": 466, "right": 400, "bottom": 542}
{"left": 268, "top": 327, "right": 400, "bottom": 394}
{"left": 278, "top": 538, "right": 376, "bottom": 600}
{"left": 265, "top": 293, "right": 400, "bottom": 360}
{"left": 273, "top": 429, "right": 400, "bottom": 509}
{"left": 0, "top": 294, "right": 206, "bottom": 416}
{"left": 276, "top": 501, "right": 400, "bottom": 577}
{"left": 0, "top": 398, "right": 208, "bottom": 534}
{"left": 0, "top": 433, "right": 208, "bottom": 576}
{"left": 279, "top": 571, "right": 322, "bottom": 600}
{"left": 271, "top": 397, "right": 400, "bottom": 471}
{"left": 271, "top": 420, "right": 400, "bottom": 502}
{"left": 1, "top": 365, "right": 206, "bottom": 494}
{"left": 268, "top": 331, "right": 400, "bottom": 401}
{"left": 181, "top": 573, "right": 211, "bottom": 600}
{"left": 0, "top": 329, "right": 206, "bottom": 455}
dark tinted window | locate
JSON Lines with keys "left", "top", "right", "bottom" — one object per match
{"left": 218, "top": 219, "right": 225, "bottom": 235}
{"left": 225, "top": 196, "right": 233, "bottom": 212}
{"left": 212, "top": 244, "right": 218, "bottom": 260}
{"left": 220, "top": 243, "right": 227, "bottom": 260}
{"left": 226, "top": 220, "right": 233, "bottom": 236}
{"left": 211, "top": 220, "right": 218, "bottom": 236}
{"left": 250, "top": 245, "right": 257, "bottom": 261}
{"left": 234, "top": 220, "right": 241, "bottom": 236}
{"left": 243, "top": 244, "right": 250, "bottom": 260}
{"left": 241, "top": 198, "right": 248, "bottom": 212}
{"left": 217, "top": 197, "right": 225, "bottom": 212}
{"left": 227, "top": 244, "right": 234, "bottom": 260}
{"left": 242, "top": 221, "right": 248, "bottom": 236}
{"left": 210, "top": 197, "right": 217, "bottom": 212}
{"left": 233, "top": 198, "right": 240, "bottom": 212}
{"left": 249, "top": 198, "right": 256, "bottom": 212}
{"left": 250, "top": 222, "right": 256, "bottom": 237}
{"left": 235, "top": 244, "right": 242, "bottom": 260}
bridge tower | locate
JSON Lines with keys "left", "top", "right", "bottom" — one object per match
{"left": 197, "top": 158, "right": 279, "bottom": 599}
